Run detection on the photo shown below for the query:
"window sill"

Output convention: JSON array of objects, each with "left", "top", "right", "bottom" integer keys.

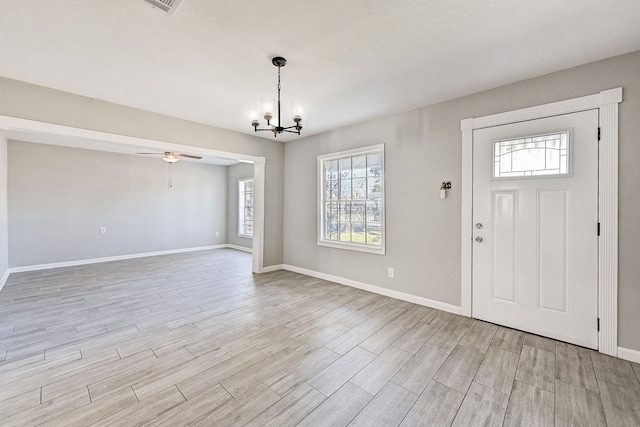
[{"left": 317, "top": 240, "right": 385, "bottom": 255}]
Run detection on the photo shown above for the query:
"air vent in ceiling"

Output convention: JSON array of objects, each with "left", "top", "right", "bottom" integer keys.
[{"left": 141, "top": 0, "right": 184, "bottom": 16}]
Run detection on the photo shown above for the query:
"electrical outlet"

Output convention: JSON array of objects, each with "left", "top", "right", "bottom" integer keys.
[
  {"left": 388, "top": 267, "right": 394, "bottom": 278},
  {"left": 216, "top": 231, "right": 220, "bottom": 237},
  {"left": 100, "top": 227, "right": 107, "bottom": 234}
]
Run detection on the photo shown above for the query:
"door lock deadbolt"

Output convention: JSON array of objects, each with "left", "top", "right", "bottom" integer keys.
[{"left": 475, "top": 223, "right": 483, "bottom": 229}]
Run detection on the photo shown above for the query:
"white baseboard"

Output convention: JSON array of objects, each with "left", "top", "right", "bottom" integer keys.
[
  {"left": 261, "top": 264, "right": 284, "bottom": 273},
  {"left": 280, "top": 264, "right": 462, "bottom": 316},
  {"left": 0, "top": 269, "right": 9, "bottom": 292},
  {"left": 225, "top": 244, "right": 253, "bottom": 253},
  {"left": 9, "top": 245, "right": 227, "bottom": 273},
  {"left": 618, "top": 346, "right": 640, "bottom": 364}
]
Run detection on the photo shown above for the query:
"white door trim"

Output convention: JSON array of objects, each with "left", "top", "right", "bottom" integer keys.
[{"left": 461, "top": 88, "right": 622, "bottom": 356}]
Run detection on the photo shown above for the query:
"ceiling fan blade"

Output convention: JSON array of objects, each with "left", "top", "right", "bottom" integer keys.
[
  {"left": 174, "top": 153, "right": 203, "bottom": 159},
  {"left": 135, "top": 152, "right": 163, "bottom": 155}
]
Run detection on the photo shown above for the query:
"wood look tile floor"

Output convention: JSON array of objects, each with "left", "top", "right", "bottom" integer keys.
[{"left": 1, "top": 249, "right": 639, "bottom": 426}]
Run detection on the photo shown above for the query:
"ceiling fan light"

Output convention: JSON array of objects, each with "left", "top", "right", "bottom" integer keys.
[{"left": 162, "top": 156, "right": 179, "bottom": 163}]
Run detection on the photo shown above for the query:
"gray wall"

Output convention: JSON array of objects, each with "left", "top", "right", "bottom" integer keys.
[
  {"left": 284, "top": 50, "right": 640, "bottom": 351},
  {"left": 0, "top": 77, "right": 284, "bottom": 267},
  {"left": 0, "top": 135, "right": 8, "bottom": 280},
  {"left": 8, "top": 141, "right": 228, "bottom": 267},
  {"left": 227, "top": 163, "right": 254, "bottom": 250}
]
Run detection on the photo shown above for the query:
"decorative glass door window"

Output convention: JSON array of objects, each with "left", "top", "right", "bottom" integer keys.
[{"left": 493, "top": 131, "right": 569, "bottom": 178}]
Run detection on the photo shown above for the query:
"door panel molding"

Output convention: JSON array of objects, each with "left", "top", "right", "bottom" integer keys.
[
  {"left": 537, "top": 189, "right": 569, "bottom": 314},
  {"left": 461, "top": 88, "right": 621, "bottom": 356},
  {"left": 491, "top": 190, "right": 518, "bottom": 303}
]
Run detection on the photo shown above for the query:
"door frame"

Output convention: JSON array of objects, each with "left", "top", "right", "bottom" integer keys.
[{"left": 460, "top": 88, "right": 622, "bottom": 356}]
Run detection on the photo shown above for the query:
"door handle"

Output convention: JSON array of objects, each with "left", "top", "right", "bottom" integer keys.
[{"left": 475, "top": 236, "right": 483, "bottom": 243}]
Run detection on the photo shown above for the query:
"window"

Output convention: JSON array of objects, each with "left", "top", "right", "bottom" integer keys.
[
  {"left": 238, "top": 178, "right": 253, "bottom": 237},
  {"left": 493, "top": 131, "right": 570, "bottom": 178},
  {"left": 318, "top": 144, "right": 385, "bottom": 254}
]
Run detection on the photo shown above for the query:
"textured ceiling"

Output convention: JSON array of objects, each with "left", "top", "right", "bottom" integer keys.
[{"left": 1, "top": 0, "right": 640, "bottom": 142}]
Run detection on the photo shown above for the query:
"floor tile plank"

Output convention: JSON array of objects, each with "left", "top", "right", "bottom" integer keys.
[
  {"left": 149, "top": 384, "right": 233, "bottom": 426},
  {"left": 433, "top": 345, "right": 484, "bottom": 393},
  {"left": 176, "top": 346, "right": 267, "bottom": 399},
  {"left": 307, "top": 346, "right": 376, "bottom": 397},
  {"left": 474, "top": 346, "right": 519, "bottom": 395},
  {"left": 40, "top": 386, "right": 138, "bottom": 427},
  {"left": 451, "top": 381, "right": 508, "bottom": 427},
  {"left": 1, "top": 387, "right": 90, "bottom": 427},
  {"left": 359, "top": 318, "right": 410, "bottom": 355},
  {"left": 458, "top": 320, "right": 497, "bottom": 353},
  {"left": 400, "top": 381, "right": 463, "bottom": 427},
  {"left": 349, "top": 382, "right": 418, "bottom": 427},
  {"left": 391, "top": 315, "right": 445, "bottom": 354},
  {"left": 244, "top": 383, "right": 326, "bottom": 427},
  {"left": 524, "top": 334, "right": 557, "bottom": 353},
  {"left": 597, "top": 379, "right": 640, "bottom": 426},
  {"left": 350, "top": 345, "right": 412, "bottom": 395},
  {"left": 515, "top": 345, "right": 555, "bottom": 393},
  {"left": 503, "top": 380, "right": 554, "bottom": 427},
  {"left": 391, "top": 345, "right": 448, "bottom": 394},
  {"left": 425, "top": 317, "right": 473, "bottom": 354},
  {"left": 193, "top": 383, "right": 280, "bottom": 427},
  {"left": 132, "top": 347, "right": 230, "bottom": 401},
  {"left": 87, "top": 347, "right": 193, "bottom": 400},
  {"left": 0, "top": 348, "right": 121, "bottom": 403},
  {"left": 298, "top": 382, "right": 372, "bottom": 427},
  {"left": 0, "top": 388, "right": 41, "bottom": 421},
  {"left": 264, "top": 346, "right": 341, "bottom": 397},
  {"left": 92, "top": 385, "right": 185, "bottom": 427},
  {"left": 555, "top": 342, "right": 598, "bottom": 392},
  {"left": 555, "top": 379, "right": 607, "bottom": 426},
  {"left": 591, "top": 352, "right": 640, "bottom": 390},
  {"left": 220, "top": 347, "right": 303, "bottom": 398}
]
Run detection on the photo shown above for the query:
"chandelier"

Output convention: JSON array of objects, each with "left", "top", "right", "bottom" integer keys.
[{"left": 250, "top": 57, "right": 303, "bottom": 137}]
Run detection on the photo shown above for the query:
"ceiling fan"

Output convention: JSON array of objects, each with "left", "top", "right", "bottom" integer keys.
[{"left": 135, "top": 151, "right": 203, "bottom": 163}]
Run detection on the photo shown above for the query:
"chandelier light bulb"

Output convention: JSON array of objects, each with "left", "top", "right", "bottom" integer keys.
[
  {"left": 261, "top": 96, "right": 275, "bottom": 121},
  {"left": 248, "top": 104, "right": 260, "bottom": 121},
  {"left": 293, "top": 104, "right": 304, "bottom": 119}
]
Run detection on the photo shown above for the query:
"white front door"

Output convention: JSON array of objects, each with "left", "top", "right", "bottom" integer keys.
[{"left": 472, "top": 110, "right": 599, "bottom": 349}]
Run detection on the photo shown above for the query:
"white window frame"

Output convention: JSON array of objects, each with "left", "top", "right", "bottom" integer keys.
[
  {"left": 238, "top": 178, "right": 254, "bottom": 238},
  {"left": 317, "top": 144, "right": 385, "bottom": 255}
]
